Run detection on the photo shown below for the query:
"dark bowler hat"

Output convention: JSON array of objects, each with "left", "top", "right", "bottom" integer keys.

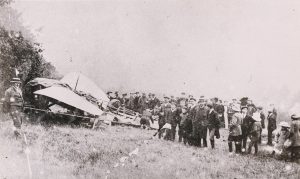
[{"left": 240, "top": 97, "right": 248, "bottom": 101}]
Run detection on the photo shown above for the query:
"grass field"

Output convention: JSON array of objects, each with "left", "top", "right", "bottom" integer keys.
[{"left": 0, "top": 115, "right": 300, "bottom": 179}]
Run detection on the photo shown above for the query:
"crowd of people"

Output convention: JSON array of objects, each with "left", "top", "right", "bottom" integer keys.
[
  {"left": 107, "top": 91, "right": 300, "bottom": 163},
  {"left": 2, "top": 77, "right": 300, "bottom": 164}
]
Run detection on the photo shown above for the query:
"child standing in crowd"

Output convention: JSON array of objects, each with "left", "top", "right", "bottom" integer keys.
[
  {"left": 247, "top": 112, "right": 262, "bottom": 155},
  {"left": 228, "top": 104, "right": 242, "bottom": 154},
  {"left": 272, "top": 121, "right": 291, "bottom": 159},
  {"left": 207, "top": 102, "right": 220, "bottom": 149}
]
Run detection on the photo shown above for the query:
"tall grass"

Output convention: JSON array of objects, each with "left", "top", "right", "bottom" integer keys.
[{"left": 0, "top": 119, "right": 299, "bottom": 179}]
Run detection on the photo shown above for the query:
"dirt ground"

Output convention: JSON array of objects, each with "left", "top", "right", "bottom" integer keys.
[{"left": 0, "top": 116, "right": 299, "bottom": 179}]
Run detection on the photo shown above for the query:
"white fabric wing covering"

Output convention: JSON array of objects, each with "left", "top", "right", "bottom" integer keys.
[
  {"left": 60, "top": 72, "right": 109, "bottom": 102},
  {"left": 34, "top": 86, "right": 103, "bottom": 116}
]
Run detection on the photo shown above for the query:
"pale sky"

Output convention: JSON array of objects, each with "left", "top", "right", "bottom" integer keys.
[{"left": 12, "top": 0, "right": 300, "bottom": 104}]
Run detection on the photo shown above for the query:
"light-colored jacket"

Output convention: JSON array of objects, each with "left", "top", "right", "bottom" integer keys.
[
  {"left": 274, "top": 129, "right": 290, "bottom": 151},
  {"left": 229, "top": 112, "right": 242, "bottom": 136}
]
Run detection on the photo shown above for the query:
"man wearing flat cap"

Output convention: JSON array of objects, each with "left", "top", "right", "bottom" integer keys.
[
  {"left": 192, "top": 97, "right": 208, "bottom": 147},
  {"left": 4, "top": 77, "right": 24, "bottom": 138},
  {"left": 206, "top": 101, "right": 220, "bottom": 149}
]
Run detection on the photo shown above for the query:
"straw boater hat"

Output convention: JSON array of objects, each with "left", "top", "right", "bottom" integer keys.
[
  {"left": 10, "top": 77, "right": 21, "bottom": 83},
  {"left": 279, "top": 121, "right": 290, "bottom": 128}
]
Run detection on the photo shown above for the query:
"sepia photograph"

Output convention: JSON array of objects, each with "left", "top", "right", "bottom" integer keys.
[{"left": 0, "top": 0, "right": 300, "bottom": 178}]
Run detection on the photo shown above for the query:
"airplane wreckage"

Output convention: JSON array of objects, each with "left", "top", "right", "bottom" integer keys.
[{"left": 1, "top": 72, "right": 158, "bottom": 129}]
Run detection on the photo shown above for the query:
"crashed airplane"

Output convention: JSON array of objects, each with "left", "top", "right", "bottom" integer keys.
[{"left": 22, "top": 72, "right": 146, "bottom": 128}]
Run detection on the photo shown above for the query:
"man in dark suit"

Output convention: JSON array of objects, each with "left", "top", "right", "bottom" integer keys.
[
  {"left": 192, "top": 97, "right": 208, "bottom": 147},
  {"left": 241, "top": 106, "right": 252, "bottom": 152},
  {"left": 186, "top": 98, "right": 197, "bottom": 145}
]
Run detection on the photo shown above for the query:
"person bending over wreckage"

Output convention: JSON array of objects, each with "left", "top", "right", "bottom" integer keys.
[
  {"left": 271, "top": 121, "right": 291, "bottom": 160},
  {"left": 140, "top": 108, "right": 153, "bottom": 129}
]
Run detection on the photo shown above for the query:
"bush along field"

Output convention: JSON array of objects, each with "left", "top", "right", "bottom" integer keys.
[{"left": 0, "top": 117, "right": 300, "bottom": 179}]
